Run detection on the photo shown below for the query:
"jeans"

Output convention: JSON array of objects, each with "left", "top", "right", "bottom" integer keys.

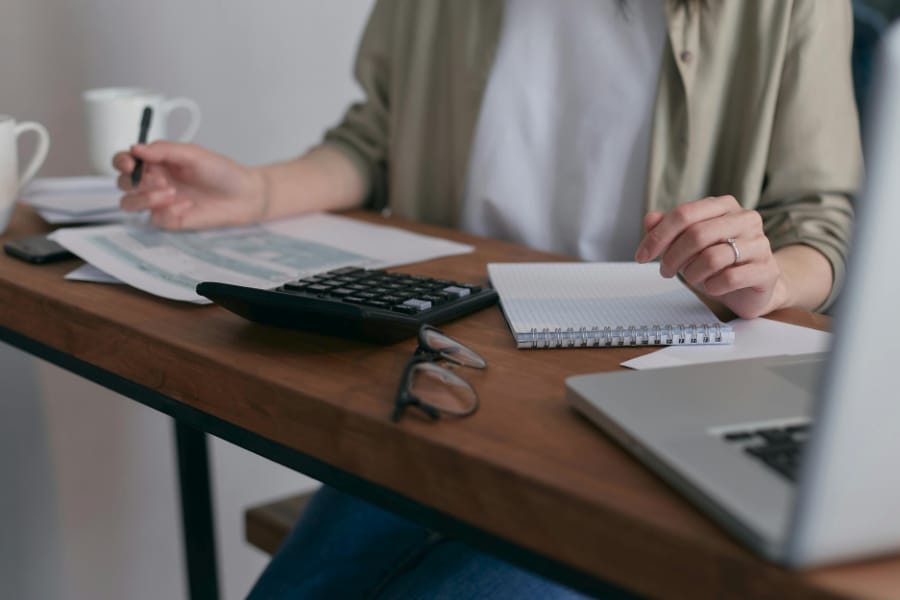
[{"left": 247, "top": 485, "right": 620, "bottom": 599}]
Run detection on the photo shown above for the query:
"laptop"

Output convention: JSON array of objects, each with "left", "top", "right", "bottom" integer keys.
[{"left": 566, "top": 23, "right": 900, "bottom": 568}]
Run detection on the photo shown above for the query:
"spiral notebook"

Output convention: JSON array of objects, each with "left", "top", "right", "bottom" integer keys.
[{"left": 487, "top": 262, "right": 734, "bottom": 349}]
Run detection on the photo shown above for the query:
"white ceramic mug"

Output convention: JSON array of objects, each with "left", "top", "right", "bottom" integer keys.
[
  {"left": 0, "top": 115, "right": 50, "bottom": 233},
  {"left": 83, "top": 87, "right": 201, "bottom": 176}
]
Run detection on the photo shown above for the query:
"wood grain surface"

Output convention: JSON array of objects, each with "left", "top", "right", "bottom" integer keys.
[{"left": 1, "top": 205, "right": 895, "bottom": 600}]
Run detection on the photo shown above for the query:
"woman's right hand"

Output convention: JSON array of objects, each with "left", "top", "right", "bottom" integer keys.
[{"left": 113, "top": 141, "right": 267, "bottom": 230}]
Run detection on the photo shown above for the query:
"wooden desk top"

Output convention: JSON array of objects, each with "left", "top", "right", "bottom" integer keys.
[{"left": 1, "top": 206, "right": 896, "bottom": 600}]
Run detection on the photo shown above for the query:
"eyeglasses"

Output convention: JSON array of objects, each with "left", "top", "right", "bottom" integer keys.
[{"left": 391, "top": 324, "right": 486, "bottom": 423}]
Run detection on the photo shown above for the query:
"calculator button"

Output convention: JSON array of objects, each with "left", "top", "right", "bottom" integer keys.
[
  {"left": 329, "top": 288, "right": 355, "bottom": 297},
  {"left": 283, "top": 281, "right": 310, "bottom": 291},
  {"left": 422, "top": 294, "right": 449, "bottom": 305},
  {"left": 403, "top": 299, "right": 432, "bottom": 311},
  {"left": 442, "top": 286, "right": 471, "bottom": 298}
]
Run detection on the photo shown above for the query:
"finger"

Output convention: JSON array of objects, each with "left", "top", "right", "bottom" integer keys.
[
  {"left": 120, "top": 191, "right": 149, "bottom": 212},
  {"left": 159, "top": 194, "right": 258, "bottom": 230},
  {"left": 659, "top": 210, "right": 763, "bottom": 278},
  {"left": 170, "top": 202, "right": 241, "bottom": 230},
  {"left": 112, "top": 152, "right": 136, "bottom": 176},
  {"left": 117, "top": 169, "right": 167, "bottom": 192},
  {"left": 131, "top": 140, "right": 204, "bottom": 169},
  {"left": 120, "top": 187, "right": 176, "bottom": 212},
  {"left": 679, "top": 236, "right": 768, "bottom": 289},
  {"left": 150, "top": 201, "right": 193, "bottom": 229},
  {"left": 635, "top": 212, "right": 666, "bottom": 262},
  {"left": 116, "top": 152, "right": 169, "bottom": 191},
  {"left": 117, "top": 173, "right": 133, "bottom": 192},
  {"left": 703, "top": 261, "right": 779, "bottom": 297},
  {"left": 635, "top": 196, "right": 740, "bottom": 263},
  {"left": 643, "top": 211, "right": 666, "bottom": 233},
  {"left": 136, "top": 167, "right": 170, "bottom": 191}
]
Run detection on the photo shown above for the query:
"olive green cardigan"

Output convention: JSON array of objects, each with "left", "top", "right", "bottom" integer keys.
[{"left": 322, "top": 0, "right": 861, "bottom": 311}]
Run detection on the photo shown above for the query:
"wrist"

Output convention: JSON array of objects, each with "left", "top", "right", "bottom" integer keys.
[
  {"left": 247, "top": 167, "right": 271, "bottom": 223},
  {"left": 771, "top": 246, "right": 832, "bottom": 312},
  {"left": 765, "top": 274, "right": 792, "bottom": 313}
]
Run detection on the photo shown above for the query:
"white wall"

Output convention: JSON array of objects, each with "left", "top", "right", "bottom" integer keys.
[{"left": 0, "top": 1, "right": 373, "bottom": 598}]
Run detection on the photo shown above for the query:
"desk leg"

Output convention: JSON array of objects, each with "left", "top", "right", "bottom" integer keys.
[{"left": 174, "top": 421, "right": 220, "bottom": 600}]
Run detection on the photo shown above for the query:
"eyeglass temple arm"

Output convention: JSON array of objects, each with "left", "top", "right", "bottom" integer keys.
[{"left": 392, "top": 396, "right": 441, "bottom": 422}]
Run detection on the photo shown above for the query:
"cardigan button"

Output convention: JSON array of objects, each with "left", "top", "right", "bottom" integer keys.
[{"left": 680, "top": 50, "right": 693, "bottom": 63}]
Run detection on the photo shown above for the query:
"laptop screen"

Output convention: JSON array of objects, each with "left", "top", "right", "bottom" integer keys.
[{"left": 787, "top": 22, "right": 900, "bottom": 566}]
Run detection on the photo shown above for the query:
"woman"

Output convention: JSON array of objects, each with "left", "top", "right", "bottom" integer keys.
[{"left": 114, "top": 1, "right": 860, "bottom": 597}]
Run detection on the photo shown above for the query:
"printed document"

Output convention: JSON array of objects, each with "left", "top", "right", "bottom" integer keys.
[{"left": 50, "top": 213, "right": 473, "bottom": 303}]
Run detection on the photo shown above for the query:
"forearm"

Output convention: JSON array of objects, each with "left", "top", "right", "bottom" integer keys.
[
  {"left": 769, "top": 245, "right": 833, "bottom": 313},
  {"left": 252, "top": 145, "right": 368, "bottom": 221}
]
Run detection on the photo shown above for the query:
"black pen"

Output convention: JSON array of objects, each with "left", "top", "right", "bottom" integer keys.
[{"left": 131, "top": 106, "right": 153, "bottom": 188}]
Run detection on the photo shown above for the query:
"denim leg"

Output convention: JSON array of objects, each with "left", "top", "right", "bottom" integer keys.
[
  {"left": 377, "top": 538, "right": 602, "bottom": 600},
  {"left": 249, "top": 486, "right": 634, "bottom": 600},
  {"left": 247, "top": 486, "right": 437, "bottom": 599}
]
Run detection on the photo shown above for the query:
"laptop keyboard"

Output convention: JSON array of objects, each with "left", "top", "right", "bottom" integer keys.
[{"left": 721, "top": 423, "right": 810, "bottom": 482}]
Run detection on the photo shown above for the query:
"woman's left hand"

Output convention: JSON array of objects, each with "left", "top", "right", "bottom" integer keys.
[{"left": 635, "top": 195, "right": 785, "bottom": 319}]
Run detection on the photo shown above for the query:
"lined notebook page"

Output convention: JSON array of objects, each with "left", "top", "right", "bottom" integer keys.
[{"left": 487, "top": 263, "right": 731, "bottom": 347}]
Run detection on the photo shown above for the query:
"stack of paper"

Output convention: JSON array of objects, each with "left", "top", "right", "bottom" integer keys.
[
  {"left": 20, "top": 177, "right": 128, "bottom": 224},
  {"left": 50, "top": 212, "right": 475, "bottom": 303}
]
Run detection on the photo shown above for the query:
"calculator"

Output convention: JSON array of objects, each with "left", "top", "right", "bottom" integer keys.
[{"left": 196, "top": 266, "right": 498, "bottom": 343}]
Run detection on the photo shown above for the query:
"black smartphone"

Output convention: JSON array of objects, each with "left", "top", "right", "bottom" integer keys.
[{"left": 4, "top": 234, "right": 76, "bottom": 264}]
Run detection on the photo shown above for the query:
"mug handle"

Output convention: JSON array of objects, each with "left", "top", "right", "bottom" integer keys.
[
  {"left": 161, "top": 97, "right": 202, "bottom": 143},
  {"left": 15, "top": 121, "right": 50, "bottom": 190}
]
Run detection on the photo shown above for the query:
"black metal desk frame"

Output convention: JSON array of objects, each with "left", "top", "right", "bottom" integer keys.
[{"left": 0, "top": 325, "right": 631, "bottom": 600}]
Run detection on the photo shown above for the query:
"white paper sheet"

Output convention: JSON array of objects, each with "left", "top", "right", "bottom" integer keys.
[
  {"left": 50, "top": 213, "right": 474, "bottom": 303},
  {"left": 20, "top": 176, "right": 121, "bottom": 215},
  {"left": 64, "top": 263, "right": 123, "bottom": 284},
  {"left": 37, "top": 208, "right": 130, "bottom": 225},
  {"left": 22, "top": 176, "right": 116, "bottom": 194},
  {"left": 621, "top": 318, "right": 831, "bottom": 370}
]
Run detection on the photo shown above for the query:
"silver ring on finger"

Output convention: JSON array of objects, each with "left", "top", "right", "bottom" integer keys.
[{"left": 725, "top": 237, "right": 741, "bottom": 265}]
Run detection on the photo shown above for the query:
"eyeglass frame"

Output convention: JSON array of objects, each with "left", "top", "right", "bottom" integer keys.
[{"left": 391, "top": 324, "right": 486, "bottom": 423}]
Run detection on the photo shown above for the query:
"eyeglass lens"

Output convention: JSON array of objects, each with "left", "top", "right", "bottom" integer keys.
[
  {"left": 407, "top": 361, "right": 478, "bottom": 416},
  {"left": 421, "top": 327, "right": 486, "bottom": 368}
]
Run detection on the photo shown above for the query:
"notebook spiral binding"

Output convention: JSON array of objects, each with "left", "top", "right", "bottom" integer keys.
[{"left": 521, "top": 323, "right": 733, "bottom": 349}]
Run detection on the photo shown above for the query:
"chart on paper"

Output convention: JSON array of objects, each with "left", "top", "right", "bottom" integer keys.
[{"left": 51, "top": 213, "right": 474, "bottom": 303}]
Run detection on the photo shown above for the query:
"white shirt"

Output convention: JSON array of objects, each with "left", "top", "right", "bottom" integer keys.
[{"left": 462, "top": 0, "right": 667, "bottom": 261}]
